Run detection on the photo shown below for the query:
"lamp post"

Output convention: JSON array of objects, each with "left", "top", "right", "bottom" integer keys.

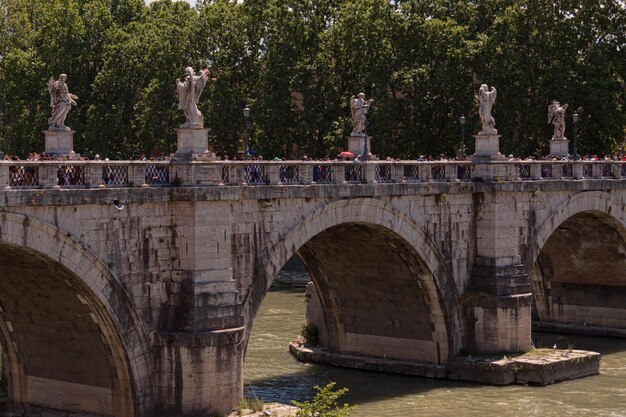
[
  {"left": 362, "top": 117, "right": 369, "bottom": 162},
  {"left": 572, "top": 112, "right": 579, "bottom": 161},
  {"left": 243, "top": 105, "right": 250, "bottom": 160},
  {"left": 459, "top": 114, "right": 466, "bottom": 158}
]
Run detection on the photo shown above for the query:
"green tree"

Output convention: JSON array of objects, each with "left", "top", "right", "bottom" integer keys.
[
  {"left": 476, "top": 0, "right": 626, "bottom": 156},
  {"left": 87, "top": 0, "right": 201, "bottom": 157},
  {"left": 292, "top": 382, "right": 356, "bottom": 417}
]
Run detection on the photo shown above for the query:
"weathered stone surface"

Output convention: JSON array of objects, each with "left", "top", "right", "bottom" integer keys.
[
  {"left": 0, "top": 160, "right": 622, "bottom": 416},
  {"left": 449, "top": 350, "right": 600, "bottom": 386}
]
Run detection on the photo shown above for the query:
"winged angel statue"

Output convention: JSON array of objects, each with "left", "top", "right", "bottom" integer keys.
[
  {"left": 47, "top": 74, "right": 78, "bottom": 131},
  {"left": 176, "top": 66, "right": 210, "bottom": 128},
  {"left": 548, "top": 100, "right": 568, "bottom": 140},
  {"left": 475, "top": 84, "right": 497, "bottom": 135},
  {"left": 350, "top": 93, "right": 373, "bottom": 135}
]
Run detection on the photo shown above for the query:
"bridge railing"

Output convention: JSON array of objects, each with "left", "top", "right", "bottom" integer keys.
[{"left": 1, "top": 160, "right": 624, "bottom": 189}]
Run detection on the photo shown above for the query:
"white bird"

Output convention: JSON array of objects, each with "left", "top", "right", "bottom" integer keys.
[{"left": 113, "top": 200, "right": 125, "bottom": 211}]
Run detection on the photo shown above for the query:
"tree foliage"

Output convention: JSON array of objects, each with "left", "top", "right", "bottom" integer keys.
[
  {"left": 0, "top": 0, "right": 623, "bottom": 158},
  {"left": 292, "top": 382, "right": 356, "bottom": 417}
]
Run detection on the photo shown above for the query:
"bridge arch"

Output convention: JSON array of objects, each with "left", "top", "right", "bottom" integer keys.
[
  {"left": 245, "top": 198, "right": 463, "bottom": 364},
  {"left": 0, "top": 212, "right": 154, "bottom": 416},
  {"left": 526, "top": 191, "right": 626, "bottom": 332}
]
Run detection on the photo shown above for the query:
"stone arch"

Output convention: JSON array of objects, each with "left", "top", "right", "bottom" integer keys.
[
  {"left": 0, "top": 212, "right": 154, "bottom": 416},
  {"left": 244, "top": 198, "right": 463, "bottom": 363},
  {"left": 527, "top": 191, "right": 626, "bottom": 269},
  {"left": 526, "top": 191, "right": 626, "bottom": 330}
]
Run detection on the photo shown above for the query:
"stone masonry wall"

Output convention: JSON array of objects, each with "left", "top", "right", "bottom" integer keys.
[{"left": 0, "top": 177, "right": 623, "bottom": 415}]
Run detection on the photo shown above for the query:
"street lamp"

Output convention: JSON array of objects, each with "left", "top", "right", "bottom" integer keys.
[
  {"left": 362, "top": 117, "right": 369, "bottom": 162},
  {"left": 459, "top": 115, "right": 466, "bottom": 158},
  {"left": 243, "top": 105, "right": 250, "bottom": 160},
  {"left": 572, "top": 112, "right": 579, "bottom": 161}
]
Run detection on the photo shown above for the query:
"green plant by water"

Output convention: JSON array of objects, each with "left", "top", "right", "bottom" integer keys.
[
  {"left": 301, "top": 323, "right": 320, "bottom": 346},
  {"left": 235, "top": 397, "right": 264, "bottom": 415},
  {"left": 292, "top": 382, "right": 356, "bottom": 417}
]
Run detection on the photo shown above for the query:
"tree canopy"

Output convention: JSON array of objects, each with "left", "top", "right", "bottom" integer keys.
[{"left": 0, "top": 0, "right": 624, "bottom": 159}]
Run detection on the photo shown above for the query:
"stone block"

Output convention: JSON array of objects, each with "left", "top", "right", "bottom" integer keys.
[
  {"left": 549, "top": 139, "right": 570, "bottom": 157},
  {"left": 44, "top": 130, "right": 75, "bottom": 157},
  {"left": 347, "top": 134, "right": 371, "bottom": 156},
  {"left": 172, "top": 128, "right": 217, "bottom": 161}
]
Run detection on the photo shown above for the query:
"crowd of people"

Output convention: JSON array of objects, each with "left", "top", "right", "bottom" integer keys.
[{"left": 2, "top": 149, "right": 625, "bottom": 163}]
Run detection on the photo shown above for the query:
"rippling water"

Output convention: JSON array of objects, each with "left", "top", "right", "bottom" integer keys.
[{"left": 244, "top": 287, "right": 626, "bottom": 417}]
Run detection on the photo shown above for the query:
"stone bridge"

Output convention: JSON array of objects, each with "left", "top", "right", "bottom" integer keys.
[{"left": 0, "top": 159, "right": 624, "bottom": 416}]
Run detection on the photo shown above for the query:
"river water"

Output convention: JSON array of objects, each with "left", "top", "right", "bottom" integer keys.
[{"left": 244, "top": 287, "right": 626, "bottom": 417}]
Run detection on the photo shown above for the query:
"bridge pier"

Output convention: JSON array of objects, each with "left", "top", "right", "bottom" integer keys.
[
  {"left": 154, "top": 330, "right": 243, "bottom": 415},
  {"left": 465, "top": 191, "right": 533, "bottom": 354},
  {"left": 466, "top": 258, "right": 532, "bottom": 353}
]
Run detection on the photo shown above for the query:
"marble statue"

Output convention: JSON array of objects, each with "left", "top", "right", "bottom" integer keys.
[
  {"left": 350, "top": 93, "right": 373, "bottom": 135},
  {"left": 47, "top": 74, "right": 78, "bottom": 131},
  {"left": 548, "top": 100, "right": 568, "bottom": 140},
  {"left": 476, "top": 84, "right": 497, "bottom": 135},
  {"left": 176, "top": 66, "right": 210, "bottom": 128}
]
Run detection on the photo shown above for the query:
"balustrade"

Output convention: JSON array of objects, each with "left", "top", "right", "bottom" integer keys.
[
  {"left": 0, "top": 160, "right": 624, "bottom": 189},
  {"left": 403, "top": 165, "right": 420, "bottom": 182}
]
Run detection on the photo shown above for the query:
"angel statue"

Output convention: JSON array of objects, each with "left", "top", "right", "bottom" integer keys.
[
  {"left": 350, "top": 93, "right": 373, "bottom": 135},
  {"left": 475, "top": 84, "right": 497, "bottom": 135},
  {"left": 176, "top": 66, "right": 210, "bottom": 128},
  {"left": 47, "top": 74, "right": 78, "bottom": 131},
  {"left": 548, "top": 100, "right": 568, "bottom": 140}
]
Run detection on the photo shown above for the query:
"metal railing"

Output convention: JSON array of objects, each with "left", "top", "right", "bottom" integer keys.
[
  {"left": 102, "top": 165, "right": 128, "bottom": 186},
  {"left": 375, "top": 165, "right": 393, "bottom": 183},
  {"left": 343, "top": 164, "right": 363, "bottom": 183},
  {"left": 457, "top": 164, "right": 472, "bottom": 180},
  {"left": 403, "top": 165, "right": 420, "bottom": 182},
  {"left": 9, "top": 165, "right": 39, "bottom": 187},
  {"left": 541, "top": 164, "right": 553, "bottom": 179},
  {"left": 279, "top": 165, "right": 300, "bottom": 184},
  {"left": 562, "top": 163, "right": 573, "bottom": 178},
  {"left": 1, "top": 160, "right": 624, "bottom": 189},
  {"left": 243, "top": 164, "right": 267, "bottom": 185},
  {"left": 519, "top": 164, "right": 531, "bottom": 179},
  {"left": 57, "top": 165, "right": 85, "bottom": 186},
  {"left": 312, "top": 165, "right": 335, "bottom": 184}
]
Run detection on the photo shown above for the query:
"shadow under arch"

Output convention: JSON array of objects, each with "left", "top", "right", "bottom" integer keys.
[
  {"left": 244, "top": 198, "right": 463, "bottom": 365},
  {"left": 0, "top": 212, "right": 154, "bottom": 416},
  {"left": 525, "top": 191, "right": 626, "bottom": 332}
]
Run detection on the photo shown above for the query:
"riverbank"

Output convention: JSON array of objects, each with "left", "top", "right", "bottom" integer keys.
[
  {"left": 289, "top": 341, "right": 600, "bottom": 386},
  {"left": 227, "top": 402, "right": 298, "bottom": 417}
]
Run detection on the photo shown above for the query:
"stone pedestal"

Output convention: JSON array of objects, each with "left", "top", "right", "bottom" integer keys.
[
  {"left": 172, "top": 127, "right": 217, "bottom": 161},
  {"left": 472, "top": 134, "right": 504, "bottom": 161},
  {"left": 44, "top": 130, "right": 77, "bottom": 158},
  {"left": 471, "top": 133, "right": 506, "bottom": 181},
  {"left": 348, "top": 134, "right": 371, "bottom": 157},
  {"left": 549, "top": 139, "right": 569, "bottom": 157}
]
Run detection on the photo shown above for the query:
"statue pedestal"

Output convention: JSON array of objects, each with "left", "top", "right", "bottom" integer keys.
[
  {"left": 348, "top": 134, "right": 371, "bottom": 157},
  {"left": 44, "top": 130, "right": 78, "bottom": 159},
  {"left": 472, "top": 134, "right": 504, "bottom": 161},
  {"left": 172, "top": 127, "right": 217, "bottom": 161},
  {"left": 471, "top": 134, "right": 506, "bottom": 181},
  {"left": 549, "top": 139, "right": 569, "bottom": 157}
]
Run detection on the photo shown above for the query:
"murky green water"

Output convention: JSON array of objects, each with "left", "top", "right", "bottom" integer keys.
[{"left": 244, "top": 287, "right": 626, "bottom": 417}]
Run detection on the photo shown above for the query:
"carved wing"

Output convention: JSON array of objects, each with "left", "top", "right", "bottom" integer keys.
[
  {"left": 489, "top": 87, "right": 497, "bottom": 103},
  {"left": 48, "top": 77, "right": 56, "bottom": 107},
  {"left": 350, "top": 95, "right": 356, "bottom": 118},
  {"left": 548, "top": 103, "right": 555, "bottom": 123}
]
